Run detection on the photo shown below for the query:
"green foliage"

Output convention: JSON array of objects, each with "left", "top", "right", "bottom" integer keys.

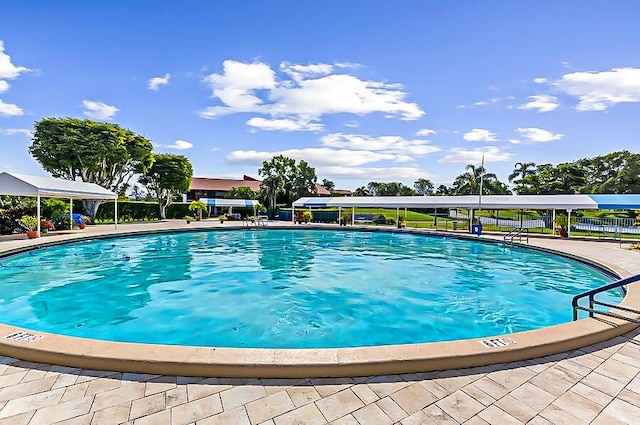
[
  {"left": 224, "top": 186, "right": 260, "bottom": 199},
  {"left": 361, "top": 182, "right": 415, "bottom": 196},
  {"left": 321, "top": 178, "right": 335, "bottom": 191},
  {"left": 301, "top": 210, "right": 313, "bottom": 223},
  {"left": 508, "top": 162, "right": 537, "bottom": 182},
  {"left": 94, "top": 201, "right": 192, "bottom": 222},
  {"left": 53, "top": 215, "right": 73, "bottom": 230},
  {"left": 29, "top": 118, "right": 154, "bottom": 219},
  {"left": 42, "top": 198, "right": 69, "bottom": 219},
  {"left": 0, "top": 196, "right": 36, "bottom": 209},
  {"left": 184, "top": 215, "right": 194, "bottom": 222},
  {"left": 18, "top": 215, "right": 38, "bottom": 231},
  {"left": 513, "top": 151, "right": 640, "bottom": 195},
  {"left": 413, "top": 178, "right": 434, "bottom": 195},
  {"left": 453, "top": 164, "right": 509, "bottom": 195},
  {"left": 218, "top": 215, "right": 228, "bottom": 221},
  {"left": 0, "top": 206, "right": 34, "bottom": 234},
  {"left": 139, "top": 153, "right": 193, "bottom": 219},
  {"left": 188, "top": 200, "right": 207, "bottom": 213}
]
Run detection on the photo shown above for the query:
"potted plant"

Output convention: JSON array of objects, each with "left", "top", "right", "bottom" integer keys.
[
  {"left": 184, "top": 215, "right": 194, "bottom": 224},
  {"left": 219, "top": 215, "right": 228, "bottom": 224},
  {"left": 40, "top": 220, "right": 55, "bottom": 234},
  {"left": 189, "top": 200, "right": 207, "bottom": 221},
  {"left": 555, "top": 215, "right": 569, "bottom": 238},
  {"left": 397, "top": 216, "right": 406, "bottom": 229},
  {"left": 19, "top": 215, "right": 39, "bottom": 239},
  {"left": 301, "top": 210, "right": 313, "bottom": 224},
  {"left": 78, "top": 215, "right": 90, "bottom": 230},
  {"left": 339, "top": 213, "right": 350, "bottom": 226}
]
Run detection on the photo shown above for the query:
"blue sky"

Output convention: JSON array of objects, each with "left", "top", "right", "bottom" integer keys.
[{"left": 1, "top": 1, "right": 639, "bottom": 190}]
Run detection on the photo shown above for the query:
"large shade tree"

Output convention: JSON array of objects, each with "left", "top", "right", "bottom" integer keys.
[
  {"left": 258, "top": 155, "right": 317, "bottom": 210},
  {"left": 414, "top": 178, "right": 435, "bottom": 195},
  {"left": 138, "top": 154, "right": 193, "bottom": 219},
  {"left": 29, "top": 118, "right": 154, "bottom": 220}
]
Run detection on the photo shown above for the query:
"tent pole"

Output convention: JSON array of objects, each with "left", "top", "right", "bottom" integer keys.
[
  {"left": 552, "top": 209, "right": 556, "bottom": 235},
  {"left": 351, "top": 206, "right": 355, "bottom": 225},
  {"left": 115, "top": 198, "right": 118, "bottom": 230},
  {"left": 292, "top": 205, "right": 295, "bottom": 224},
  {"left": 338, "top": 206, "right": 342, "bottom": 225},
  {"left": 37, "top": 193, "right": 41, "bottom": 237},
  {"left": 567, "top": 209, "right": 571, "bottom": 238},
  {"left": 70, "top": 197, "right": 73, "bottom": 230}
]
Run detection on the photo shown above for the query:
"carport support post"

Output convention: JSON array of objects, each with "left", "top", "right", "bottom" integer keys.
[
  {"left": 396, "top": 208, "right": 399, "bottom": 224},
  {"left": 338, "top": 206, "right": 342, "bottom": 225},
  {"left": 36, "top": 193, "right": 41, "bottom": 237},
  {"left": 291, "top": 205, "right": 295, "bottom": 224},
  {"left": 351, "top": 206, "right": 355, "bottom": 225},
  {"left": 567, "top": 209, "right": 572, "bottom": 238},
  {"left": 552, "top": 209, "right": 556, "bottom": 234},
  {"left": 114, "top": 198, "right": 118, "bottom": 230},
  {"left": 70, "top": 198, "right": 73, "bottom": 229}
]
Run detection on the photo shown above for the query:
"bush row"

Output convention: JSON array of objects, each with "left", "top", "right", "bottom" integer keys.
[{"left": 95, "top": 201, "right": 196, "bottom": 221}]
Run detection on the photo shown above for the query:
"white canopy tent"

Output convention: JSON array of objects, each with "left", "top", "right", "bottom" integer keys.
[
  {"left": 0, "top": 172, "right": 118, "bottom": 237},
  {"left": 292, "top": 194, "right": 640, "bottom": 237},
  {"left": 199, "top": 198, "right": 260, "bottom": 217}
]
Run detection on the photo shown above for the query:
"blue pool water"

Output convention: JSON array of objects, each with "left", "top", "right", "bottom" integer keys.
[{"left": 0, "top": 229, "right": 619, "bottom": 348}]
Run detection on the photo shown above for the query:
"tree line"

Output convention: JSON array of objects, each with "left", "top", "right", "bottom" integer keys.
[{"left": 21, "top": 118, "right": 640, "bottom": 222}]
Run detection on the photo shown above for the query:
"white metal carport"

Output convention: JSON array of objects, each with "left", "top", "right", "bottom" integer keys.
[{"left": 0, "top": 172, "right": 118, "bottom": 237}]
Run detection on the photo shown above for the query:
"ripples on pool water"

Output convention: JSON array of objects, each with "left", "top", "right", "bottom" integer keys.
[{"left": 0, "top": 229, "right": 619, "bottom": 348}]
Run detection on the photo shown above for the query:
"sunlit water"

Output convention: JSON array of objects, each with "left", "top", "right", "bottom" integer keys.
[{"left": 0, "top": 229, "right": 619, "bottom": 348}]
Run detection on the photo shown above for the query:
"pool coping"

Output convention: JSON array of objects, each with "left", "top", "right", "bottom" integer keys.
[{"left": 0, "top": 224, "right": 638, "bottom": 378}]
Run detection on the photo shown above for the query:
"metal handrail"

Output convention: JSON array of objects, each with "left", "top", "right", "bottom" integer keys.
[
  {"left": 572, "top": 273, "right": 640, "bottom": 323},
  {"left": 503, "top": 227, "right": 529, "bottom": 244}
]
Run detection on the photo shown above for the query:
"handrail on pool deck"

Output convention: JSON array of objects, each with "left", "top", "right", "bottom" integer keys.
[{"left": 572, "top": 273, "right": 640, "bottom": 323}]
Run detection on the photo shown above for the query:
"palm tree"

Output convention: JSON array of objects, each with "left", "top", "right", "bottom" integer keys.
[
  {"left": 508, "top": 162, "right": 537, "bottom": 182},
  {"left": 453, "top": 164, "right": 498, "bottom": 195}
]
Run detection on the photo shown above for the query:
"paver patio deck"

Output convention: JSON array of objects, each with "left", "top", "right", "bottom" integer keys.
[{"left": 0, "top": 221, "right": 638, "bottom": 424}]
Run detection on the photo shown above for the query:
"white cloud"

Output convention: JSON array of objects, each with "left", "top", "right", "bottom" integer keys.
[
  {"left": 554, "top": 67, "right": 640, "bottom": 111},
  {"left": 166, "top": 140, "right": 194, "bottom": 150},
  {"left": 0, "top": 41, "right": 30, "bottom": 80},
  {"left": 439, "top": 146, "right": 513, "bottom": 164},
  {"left": 0, "top": 99, "right": 23, "bottom": 116},
  {"left": 227, "top": 147, "right": 399, "bottom": 167},
  {"left": 148, "top": 73, "right": 170, "bottom": 90},
  {"left": 4, "top": 128, "right": 33, "bottom": 137},
  {"left": 516, "top": 127, "right": 564, "bottom": 143},
  {"left": 246, "top": 117, "right": 323, "bottom": 132},
  {"left": 463, "top": 128, "right": 498, "bottom": 142},
  {"left": 416, "top": 128, "right": 436, "bottom": 137},
  {"left": 509, "top": 139, "right": 522, "bottom": 144},
  {"left": 200, "top": 59, "right": 425, "bottom": 123},
  {"left": 473, "top": 97, "right": 499, "bottom": 106},
  {"left": 82, "top": 100, "right": 118, "bottom": 120},
  {"left": 280, "top": 62, "right": 334, "bottom": 82},
  {"left": 0, "top": 41, "right": 29, "bottom": 116},
  {"left": 321, "top": 166, "right": 429, "bottom": 179},
  {"left": 344, "top": 120, "right": 359, "bottom": 128},
  {"left": 533, "top": 78, "right": 547, "bottom": 84},
  {"left": 321, "top": 133, "right": 440, "bottom": 155},
  {"left": 200, "top": 60, "right": 276, "bottom": 118},
  {"left": 517, "top": 95, "right": 559, "bottom": 113}
]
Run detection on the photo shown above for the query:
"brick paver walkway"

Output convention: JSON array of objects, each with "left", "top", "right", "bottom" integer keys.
[
  {"left": 0, "top": 223, "right": 639, "bottom": 424},
  {"left": 0, "top": 329, "right": 638, "bottom": 424}
]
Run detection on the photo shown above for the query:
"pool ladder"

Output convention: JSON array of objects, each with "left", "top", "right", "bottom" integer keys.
[
  {"left": 572, "top": 273, "right": 640, "bottom": 323},
  {"left": 504, "top": 227, "right": 529, "bottom": 245}
]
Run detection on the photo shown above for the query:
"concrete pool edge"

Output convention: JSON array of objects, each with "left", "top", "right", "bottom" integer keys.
[{"left": 0, "top": 224, "right": 638, "bottom": 378}]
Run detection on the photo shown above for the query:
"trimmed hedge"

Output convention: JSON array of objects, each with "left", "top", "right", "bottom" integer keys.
[{"left": 95, "top": 201, "right": 194, "bottom": 222}]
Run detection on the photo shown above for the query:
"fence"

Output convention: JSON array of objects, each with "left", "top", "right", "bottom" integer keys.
[{"left": 574, "top": 217, "right": 639, "bottom": 239}]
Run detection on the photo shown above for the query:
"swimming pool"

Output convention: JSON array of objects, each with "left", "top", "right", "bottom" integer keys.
[{"left": 0, "top": 229, "right": 619, "bottom": 349}]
